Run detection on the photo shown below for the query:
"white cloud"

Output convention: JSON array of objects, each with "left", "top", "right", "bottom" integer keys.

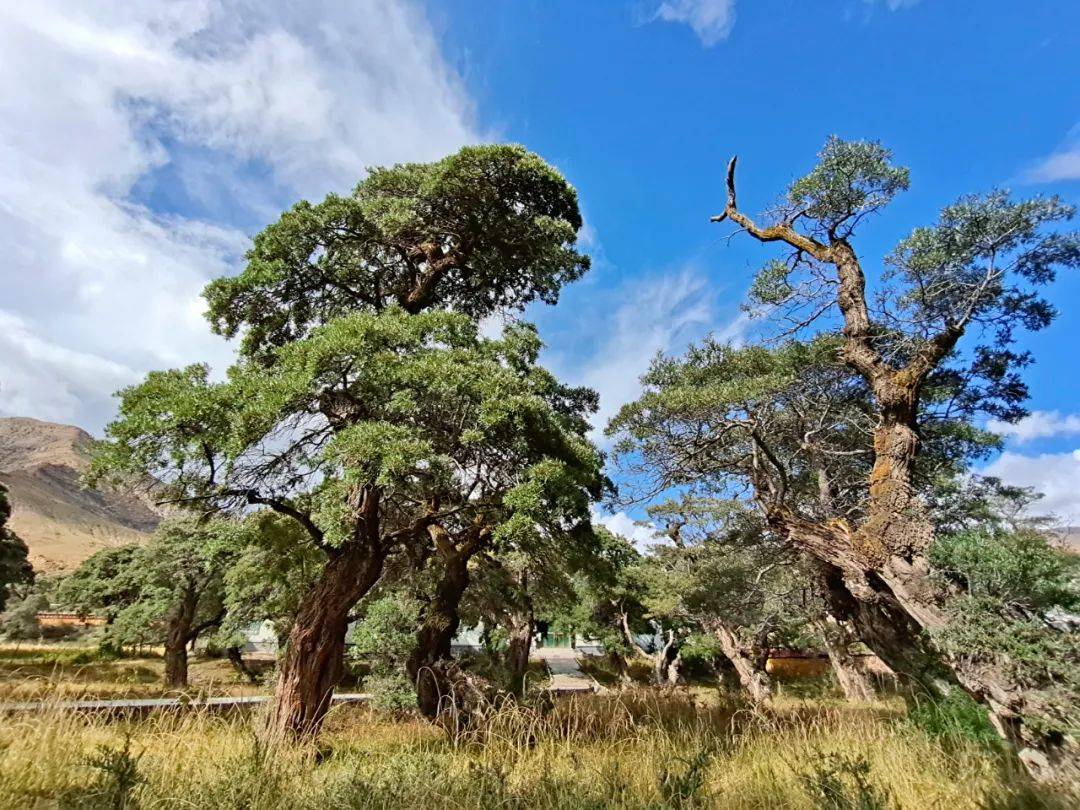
[
  {"left": 0, "top": 312, "right": 140, "bottom": 428},
  {"left": 592, "top": 507, "right": 661, "bottom": 549},
  {"left": 987, "top": 411, "right": 1080, "bottom": 443},
  {"left": 1023, "top": 126, "right": 1080, "bottom": 183},
  {"left": 651, "top": 0, "right": 918, "bottom": 45},
  {"left": 0, "top": 1, "right": 480, "bottom": 432},
  {"left": 866, "top": 0, "right": 921, "bottom": 9},
  {"left": 653, "top": 0, "right": 736, "bottom": 46},
  {"left": 553, "top": 266, "right": 746, "bottom": 443},
  {"left": 982, "top": 449, "right": 1080, "bottom": 522}
]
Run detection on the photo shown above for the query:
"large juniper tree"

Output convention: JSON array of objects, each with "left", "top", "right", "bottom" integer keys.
[
  {"left": 613, "top": 138, "right": 1080, "bottom": 782},
  {"left": 90, "top": 143, "right": 597, "bottom": 740}
]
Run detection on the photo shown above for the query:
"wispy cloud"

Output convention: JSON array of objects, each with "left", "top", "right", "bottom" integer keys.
[
  {"left": 0, "top": 1, "right": 480, "bottom": 432},
  {"left": 987, "top": 411, "right": 1080, "bottom": 443},
  {"left": 866, "top": 0, "right": 922, "bottom": 10},
  {"left": 652, "top": 0, "right": 736, "bottom": 46},
  {"left": 649, "top": 0, "right": 919, "bottom": 46},
  {"left": 1023, "top": 125, "right": 1080, "bottom": 183},
  {"left": 547, "top": 264, "right": 746, "bottom": 444}
]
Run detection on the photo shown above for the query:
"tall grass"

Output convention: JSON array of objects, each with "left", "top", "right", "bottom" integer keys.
[
  {"left": 0, "top": 645, "right": 269, "bottom": 701},
  {"left": 0, "top": 690, "right": 1069, "bottom": 809}
]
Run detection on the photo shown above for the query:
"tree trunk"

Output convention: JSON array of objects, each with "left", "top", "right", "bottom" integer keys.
[
  {"left": 653, "top": 629, "right": 681, "bottom": 687},
  {"left": 619, "top": 609, "right": 650, "bottom": 661},
  {"left": 263, "top": 539, "right": 385, "bottom": 740},
  {"left": 878, "top": 556, "right": 1080, "bottom": 784},
  {"left": 407, "top": 548, "right": 471, "bottom": 719},
  {"left": 163, "top": 586, "right": 198, "bottom": 688},
  {"left": 505, "top": 606, "right": 534, "bottom": 695},
  {"left": 163, "top": 637, "right": 189, "bottom": 688},
  {"left": 667, "top": 650, "right": 683, "bottom": 687},
  {"left": 787, "top": 522, "right": 1080, "bottom": 783},
  {"left": 606, "top": 649, "right": 633, "bottom": 687},
  {"left": 226, "top": 645, "right": 259, "bottom": 684},
  {"left": 710, "top": 621, "right": 772, "bottom": 704},
  {"left": 815, "top": 617, "right": 876, "bottom": 702}
]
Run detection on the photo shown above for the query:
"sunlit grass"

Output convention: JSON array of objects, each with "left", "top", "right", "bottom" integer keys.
[
  {"left": 0, "top": 644, "right": 268, "bottom": 701},
  {"left": 0, "top": 690, "right": 1068, "bottom": 809}
]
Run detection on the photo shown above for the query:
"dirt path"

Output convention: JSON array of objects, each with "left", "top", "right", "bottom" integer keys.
[{"left": 533, "top": 647, "right": 601, "bottom": 692}]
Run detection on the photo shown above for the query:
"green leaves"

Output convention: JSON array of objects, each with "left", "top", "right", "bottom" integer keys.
[
  {"left": 205, "top": 144, "right": 589, "bottom": 362},
  {"left": 786, "top": 136, "right": 909, "bottom": 234}
]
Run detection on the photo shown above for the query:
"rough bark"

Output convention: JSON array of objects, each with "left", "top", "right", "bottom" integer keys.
[
  {"left": 163, "top": 586, "right": 198, "bottom": 688},
  {"left": 710, "top": 620, "right": 772, "bottom": 704},
  {"left": 407, "top": 540, "right": 472, "bottom": 719},
  {"left": 263, "top": 538, "right": 385, "bottom": 740},
  {"left": 505, "top": 606, "right": 534, "bottom": 695},
  {"left": 815, "top": 617, "right": 876, "bottom": 702},
  {"left": 163, "top": 635, "right": 189, "bottom": 689}
]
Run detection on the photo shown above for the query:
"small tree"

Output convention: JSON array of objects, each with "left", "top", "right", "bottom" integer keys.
[
  {"left": 59, "top": 520, "right": 235, "bottom": 686},
  {"left": 551, "top": 527, "right": 650, "bottom": 686},
  {"left": 0, "top": 592, "right": 47, "bottom": 642},
  {"left": 350, "top": 590, "right": 421, "bottom": 712}
]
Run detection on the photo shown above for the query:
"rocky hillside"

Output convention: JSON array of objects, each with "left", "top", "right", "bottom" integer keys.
[{"left": 0, "top": 417, "right": 161, "bottom": 573}]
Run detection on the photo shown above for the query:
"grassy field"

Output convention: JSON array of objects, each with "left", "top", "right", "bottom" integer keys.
[
  {"left": 0, "top": 644, "right": 271, "bottom": 701},
  {"left": 0, "top": 689, "right": 1070, "bottom": 809}
]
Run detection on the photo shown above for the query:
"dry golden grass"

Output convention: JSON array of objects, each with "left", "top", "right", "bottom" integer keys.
[
  {"left": 0, "top": 645, "right": 268, "bottom": 701},
  {"left": 0, "top": 690, "right": 1069, "bottom": 809}
]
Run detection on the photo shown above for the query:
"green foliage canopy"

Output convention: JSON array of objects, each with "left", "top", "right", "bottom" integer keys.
[{"left": 204, "top": 144, "right": 590, "bottom": 363}]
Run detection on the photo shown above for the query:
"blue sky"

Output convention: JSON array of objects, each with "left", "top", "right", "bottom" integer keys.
[{"left": 1, "top": 1, "right": 1079, "bottom": 532}]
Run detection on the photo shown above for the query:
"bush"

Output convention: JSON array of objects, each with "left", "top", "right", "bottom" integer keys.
[
  {"left": 796, "top": 752, "right": 890, "bottom": 810},
  {"left": 907, "top": 690, "right": 1001, "bottom": 749},
  {"left": 349, "top": 593, "right": 420, "bottom": 712}
]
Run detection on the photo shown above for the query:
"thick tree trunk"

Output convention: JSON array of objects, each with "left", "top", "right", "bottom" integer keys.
[
  {"left": 710, "top": 621, "right": 772, "bottom": 704},
  {"left": 407, "top": 548, "right": 471, "bottom": 719},
  {"left": 163, "top": 637, "right": 189, "bottom": 688},
  {"left": 788, "top": 522, "right": 1080, "bottom": 783},
  {"left": 878, "top": 556, "right": 1080, "bottom": 784},
  {"left": 163, "top": 586, "right": 198, "bottom": 688},
  {"left": 263, "top": 539, "right": 385, "bottom": 740},
  {"left": 815, "top": 617, "right": 876, "bottom": 702}
]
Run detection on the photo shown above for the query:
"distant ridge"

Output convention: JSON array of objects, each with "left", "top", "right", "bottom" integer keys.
[{"left": 0, "top": 417, "right": 161, "bottom": 573}]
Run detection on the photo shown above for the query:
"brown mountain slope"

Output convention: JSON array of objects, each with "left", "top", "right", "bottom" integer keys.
[{"left": 0, "top": 417, "right": 161, "bottom": 573}]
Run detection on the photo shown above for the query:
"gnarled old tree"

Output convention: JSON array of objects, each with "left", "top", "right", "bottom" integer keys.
[
  {"left": 90, "top": 145, "right": 595, "bottom": 740},
  {"left": 614, "top": 137, "right": 1080, "bottom": 782},
  {"left": 641, "top": 498, "right": 810, "bottom": 704},
  {"left": 93, "top": 312, "right": 599, "bottom": 738}
]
